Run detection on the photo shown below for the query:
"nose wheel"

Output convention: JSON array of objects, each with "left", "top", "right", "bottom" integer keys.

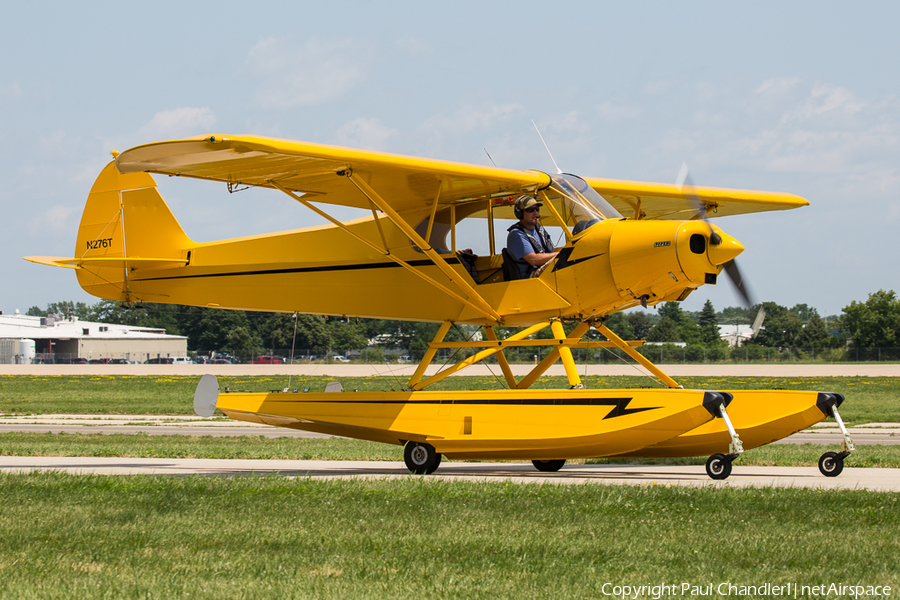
[
  {"left": 818, "top": 451, "right": 848, "bottom": 477},
  {"left": 705, "top": 453, "right": 739, "bottom": 480},
  {"left": 816, "top": 393, "right": 855, "bottom": 478},
  {"left": 404, "top": 442, "right": 442, "bottom": 474},
  {"left": 704, "top": 393, "right": 743, "bottom": 480}
]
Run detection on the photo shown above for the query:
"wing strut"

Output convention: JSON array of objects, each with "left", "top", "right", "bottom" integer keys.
[
  {"left": 269, "top": 180, "right": 500, "bottom": 323},
  {"left": 344, "top": 171, "right": 502, "bottom": 324}
]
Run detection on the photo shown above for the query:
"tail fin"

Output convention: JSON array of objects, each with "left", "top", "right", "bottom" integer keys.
[{"left": 71, "top": 161, "right": 193, "bottom": 301}]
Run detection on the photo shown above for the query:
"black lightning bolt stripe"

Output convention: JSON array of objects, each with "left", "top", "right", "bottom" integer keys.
[
  {"left": 551, "top": 246, "right": 606, "bottom": 272},
  {"left": 135, "top": 258, "right": 460, "bottom": 282},
  {"left": 263, "top": 396, "right": 660, "bottom": 419}
]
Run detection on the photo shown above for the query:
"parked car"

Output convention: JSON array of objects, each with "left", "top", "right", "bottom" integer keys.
[
  {"left": 145, "top": 357, "right": 174, "bottom": 364},
  {"left": 171, "top": 357, "right": 193, "bottom": 365},
  {"left": 211, "top": 358, "right": 232, "bottom": 365},
  {"left": 331, "top": 355, "right": 350, "bottom": 363},
  {"left": 251, "top": 355, "right": 285, "bottom": 364}
]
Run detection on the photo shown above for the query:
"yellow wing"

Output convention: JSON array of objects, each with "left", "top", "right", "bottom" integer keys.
[
  {"left": 114, "top": 134, "right": 808, "bottom": 219},
  {"left": 584, "top": 177, "right": 809, "bottom": 220},
  {"left": 114, "top": 135, "right": 551, "bottom": 212}
]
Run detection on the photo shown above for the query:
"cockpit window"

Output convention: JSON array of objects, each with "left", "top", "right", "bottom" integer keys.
[
  {"left": 411, "top": 173, "right": 622, "bottom": 255},
  {"left": 546, "top": 173, "right": 622, "bottom": 234}
]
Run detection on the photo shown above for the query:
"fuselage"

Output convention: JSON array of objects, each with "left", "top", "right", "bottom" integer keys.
[{"left": 62, "top": 162, "right": 742, "bottom": 327}]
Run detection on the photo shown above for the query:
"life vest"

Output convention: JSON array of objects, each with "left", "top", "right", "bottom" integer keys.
[
  {"left": 507, "top": 222, "right": 554, "bottom": 255},
  {"left": 506, "top": 222, "right": 554, "bottom": 277}
]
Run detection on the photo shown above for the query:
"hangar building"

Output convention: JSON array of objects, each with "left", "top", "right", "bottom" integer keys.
[{"left": 0, "top": 310, "right": 188, "bottom": 364}]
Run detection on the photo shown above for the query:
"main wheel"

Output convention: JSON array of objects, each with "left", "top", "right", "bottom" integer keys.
[
  {"left": 818, "top": 451, "right": 844, "bottom": 477},
  {"left": 532, "top": 459, "right": 566, "bottom": 472},
  {"left": 404, "top": 442, "right": 441, "bottom": 474},
  {"left": 706, "top": 453, "right": 732, "bottom": 480}
]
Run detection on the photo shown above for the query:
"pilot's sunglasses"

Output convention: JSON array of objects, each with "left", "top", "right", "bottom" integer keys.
[{"left": 525, "top": 207, "right": 540, "bottom": 213}]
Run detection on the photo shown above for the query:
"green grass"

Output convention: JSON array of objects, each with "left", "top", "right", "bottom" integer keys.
[
  {"left": 3, "top": 432, "right": 899, "bottom": 468},
  {"left": 2, "top": 375, "right": 899, "bottom": 423},
  {"left": 0, "top": 432, "right": 399, "bottom": 461},
  {"left": 0, "top": 473, "right": 897, "bottom": 599}
]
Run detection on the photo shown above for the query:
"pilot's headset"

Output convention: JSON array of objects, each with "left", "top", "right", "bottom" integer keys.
[{"left": 514, "top": 195, "right": 541, "bottom": 220}]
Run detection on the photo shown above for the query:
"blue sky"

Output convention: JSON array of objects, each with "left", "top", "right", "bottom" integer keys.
[{"left": 2, "top": 1, "right": 898, "bottom": 318}]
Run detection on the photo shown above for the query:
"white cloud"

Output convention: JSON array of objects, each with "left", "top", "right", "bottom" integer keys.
[
  {"left": 245, "top": 37, "right": 364, "bottom": 110},
  {"left": 660, "top": 80, "right": 900, "bottom": 201},
  {"left": 334, "top": 118, "right": 397, "bottom": 151},
  {"left": 414, "top": 103, "right": 526, "bottom": 159},
  {"left": 137, "top": 107, "right": 216, "bottom": 139},
  {"left": 755, "top": 77, "right": 801, "bottom": 97},
  {"left": 418, "top": 103, "right": 525, "bottom": 137},
  {"left": 596, "top": 101, "right": 640, "bottom": 121},
  {"left": 31, "top": 204, "right": 78, "bottom": 233}
]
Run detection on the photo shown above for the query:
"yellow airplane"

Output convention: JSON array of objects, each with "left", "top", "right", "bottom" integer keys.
[{"left": 26, "top": 134, "right": 855, "bottom": 479}]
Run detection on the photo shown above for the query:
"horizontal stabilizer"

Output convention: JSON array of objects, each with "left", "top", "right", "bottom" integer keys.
[
  {"left": 24, "top": 255, "right": 188, "bottom": 269},
  {"left": 23, "top": 256, "right": 80, "bottom": 270}
]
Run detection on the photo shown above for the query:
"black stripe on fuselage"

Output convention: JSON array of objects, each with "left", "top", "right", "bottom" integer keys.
[
  {"left": 135, "top": 257, "right": 460, "bottom": 282},
  {"left": 260, "top": 396, "right": 659, "bottom": 419},
  {"left": 552, "top": 246, "right": 605, "bottom": 272}
]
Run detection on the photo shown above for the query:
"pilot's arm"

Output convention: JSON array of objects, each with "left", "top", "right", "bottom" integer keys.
[{"left": 520, "top": 250, "right": 558, "bottom": 267}]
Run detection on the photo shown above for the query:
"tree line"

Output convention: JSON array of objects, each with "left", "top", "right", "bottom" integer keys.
[{"left": 26, "top": 289, "right": 899, "bottom": 361}]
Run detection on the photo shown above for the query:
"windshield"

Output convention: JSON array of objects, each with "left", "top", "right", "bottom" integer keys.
[{"left": 546, "top": 173, "right": 622, "bottom": 234}]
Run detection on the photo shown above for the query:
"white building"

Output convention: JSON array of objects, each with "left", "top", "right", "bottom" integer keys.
[
  {"left": 0, "top": 310, "right": 187, "bottom": 364},
  {"left": 718, "top": 323, "right": 755, "bottom": 347}
]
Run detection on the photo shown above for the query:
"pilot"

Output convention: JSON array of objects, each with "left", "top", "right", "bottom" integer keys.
[{"left": 506, "top": 195, "right": 558, "bottom": 278}]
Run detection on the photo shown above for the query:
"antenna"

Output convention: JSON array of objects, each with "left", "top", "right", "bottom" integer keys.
[
  {"left": 484, "top": 148, "right": 498, "bottom": 167},
  {"left": 532, "top": 120, "right": 562, "bottom": 174}
]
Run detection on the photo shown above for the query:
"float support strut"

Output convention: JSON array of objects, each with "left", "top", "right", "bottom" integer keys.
[
  {"left": 516, "top": 322, "right": 590, "bottom": 389},
  {"left": 483, "top": 326, "right": 517, "bottom": 389},
  {"left": 593, "top": 322, "right": 682, "bottom": 389}
]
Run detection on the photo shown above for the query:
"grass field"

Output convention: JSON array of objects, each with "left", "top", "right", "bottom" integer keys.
[
  {"left": 0, "top": 473, "right": 897, "bottom": 599},
  {"left": 2, "top": 375, "right": 899, "bottom": 422},
  {"left": 2, "top": 432, "right": 900, "bottom": 469}
]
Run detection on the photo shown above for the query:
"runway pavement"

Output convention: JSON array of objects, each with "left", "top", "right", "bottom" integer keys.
[
  {"left": 3, "top": 416, "right": 897, "bottom": 490},
  {"left": 1, "top": 414, "right": 897, "bottom": 444},
  {"left": 2, "top": 456, "right": 898, "bottom": 491},
  {"left": 0, "top": 414, "right": 331, "bottom": 438}
]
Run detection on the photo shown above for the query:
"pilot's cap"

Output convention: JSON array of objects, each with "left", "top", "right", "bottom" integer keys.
[{"left": 516, "top": 195, "right": 543, "bottom": 213}]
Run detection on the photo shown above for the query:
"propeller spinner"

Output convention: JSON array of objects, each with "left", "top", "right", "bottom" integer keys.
[{"left": 677, "top": 164, "right": 765, "bottom": 337}]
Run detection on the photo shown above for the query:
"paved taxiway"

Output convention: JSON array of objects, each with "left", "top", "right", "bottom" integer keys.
[
  {"left": 2, "top": 457, "right": 899, "bottom": 491},
  {"left": 1, "top": 414, "right": 897, "bottom": 444},
  {"left": 2, "top": 415, "right": 897, "bottom": 491}
]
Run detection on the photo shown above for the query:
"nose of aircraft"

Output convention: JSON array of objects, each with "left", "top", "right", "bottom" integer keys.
[{"left": 707, "top": 231, "right": 744, "bottom": 266}]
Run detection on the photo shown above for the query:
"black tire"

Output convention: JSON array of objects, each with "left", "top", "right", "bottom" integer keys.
[
  {"left": 818, "top": 451, "right": 844, "bottom": 477},
  {"left": 404, "top": 442, "right": 441, "bottom": 474},
  {"left": 532, "top": 459, "right": 566, "bottom": 472},
  {"left": 706, "top": 453, "right": 732, "bottom": 480}
]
